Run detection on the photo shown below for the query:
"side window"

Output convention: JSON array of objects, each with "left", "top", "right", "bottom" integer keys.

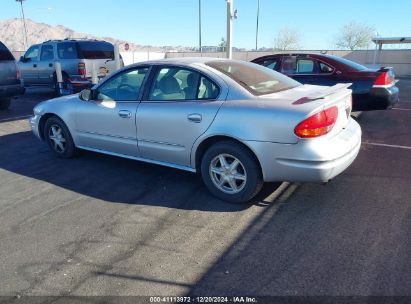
[
  {"left": 259, "top": 58, "right": 279, "bottom": 70},
  {"left": 319, "top": 62, "right": 334, "bottom": 74},
  {"left": 296, "top": 59, "right": 315, "bottom": 74},
  {"left": 40, "top": 45, "right": 54, "bottom": 61},
  {"left": 57, "top": 42, "right": 78, "bottom": 59},
  {"left": 281, "top": 56, "right": 297, "bottom": 75},
  {"left": 198, "top": 77, "right": 219, "bottom": 99},
  {"left": 24, "top": 46, "right": 39, "bottom": 61},
  {"left": 96, "top": 67, "right": 149, "bottom": 101},
  {"left": 149, "top": 67, "right": 219, "bottom": 101}
]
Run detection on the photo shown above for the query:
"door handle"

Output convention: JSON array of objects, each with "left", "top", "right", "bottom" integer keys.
[
  {"left": 118, "top": 110, "right": 132, "bottom": 118},
  {"left": 33, "top": 64, "right": 37, "bottom": 68},
  {"left": 49, "top": 63, "right": 53, "bottom": 67},
  {"left": 187, "top": 113, "right": 202, "bottom": 123}
]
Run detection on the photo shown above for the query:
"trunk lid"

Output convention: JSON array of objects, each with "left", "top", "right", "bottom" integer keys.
[{"left": 259, "top": 84, "right": 353, "bottom": 140}]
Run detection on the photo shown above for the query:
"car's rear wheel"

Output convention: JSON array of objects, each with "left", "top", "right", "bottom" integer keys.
[
  {"left": 0, "top": 98, "right": 11, "bottom": 110},
  {"left": 200, "top": 141, "right": 263, "bottom": 204},
  {"left": 44, "top": 116, "right": 77, "bottom": 158}
]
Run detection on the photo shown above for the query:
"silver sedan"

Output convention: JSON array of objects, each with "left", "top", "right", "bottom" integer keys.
[{"left": 30, "top": 58, "right": 361, "bottom": 203}]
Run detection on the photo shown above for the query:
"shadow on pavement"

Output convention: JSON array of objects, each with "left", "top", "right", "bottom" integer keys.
[{"left": 0, "top": 131, "right": 281, "bottom": 212}]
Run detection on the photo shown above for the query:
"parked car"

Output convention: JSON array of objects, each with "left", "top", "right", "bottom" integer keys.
[
  {"left": 0, "top": 41, "right": 25, "bottom": 110},
  {"left": 30, "top": 58, "right": 361, "bottom": 203},
  {"left": 19, "top": 39, "right": 123, "bottom": 95},
  {"left": 251, "top": 53, "right": 399, "bottom": 111}
]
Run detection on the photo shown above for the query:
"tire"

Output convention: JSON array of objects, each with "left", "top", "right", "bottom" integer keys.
[
  {"left": 200, "top": 141, "right": 263, "bottom": 204},
  {"left": 0, "top": 98, "right": 11, "bottom": 110},
  {"left": 43, "top": 116, "right": 77, "bottom": 158}
]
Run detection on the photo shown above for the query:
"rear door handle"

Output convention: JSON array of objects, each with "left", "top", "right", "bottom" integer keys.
[
  {"left": 49, "top": 63, "right": 53, "bottom": 67},
  {"left": 118, "top": 110, "right": 132, "bottom": 118},
  {"left": 187, "top": 113, "right": 202, "bottom": 123},
  {"left": 33, "top": 64, "right": 37, "bottom": 68}
]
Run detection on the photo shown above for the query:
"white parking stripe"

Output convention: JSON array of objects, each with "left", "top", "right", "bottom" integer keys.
[
  {"left": 392, "top": 108, "right": 411, "bottom": 111},
  {"left": 0, "top": 115, "right": 31, "bottom": 123},
  {"left": 364, "top": 142, "right": 411, "bottom": 150}
]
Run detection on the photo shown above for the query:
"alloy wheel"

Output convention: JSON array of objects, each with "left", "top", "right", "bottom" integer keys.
[
  {"left": 209, "top": 153, "right": 247, "bottom": 194},
  {"left": 48, "top": 125, "right": 66, "bottom": 153}
]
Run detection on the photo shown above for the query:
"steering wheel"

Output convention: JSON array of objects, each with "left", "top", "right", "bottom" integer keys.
[{"left": 117, "top": 84, "right": 135, "bottom": 92}]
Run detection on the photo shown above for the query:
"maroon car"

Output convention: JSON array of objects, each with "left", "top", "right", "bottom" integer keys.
[{"left": 251, "top": 53, "right": 399, "bottom": 111}]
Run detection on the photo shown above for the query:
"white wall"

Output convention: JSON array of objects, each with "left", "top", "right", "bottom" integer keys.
[{"left": 120, "top": 52, "right": 165, "bottom": 66}]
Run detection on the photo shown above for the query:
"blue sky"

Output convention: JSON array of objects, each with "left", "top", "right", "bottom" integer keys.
[{"left": 1, "top": 0, "right": 410, "bottom": 49}]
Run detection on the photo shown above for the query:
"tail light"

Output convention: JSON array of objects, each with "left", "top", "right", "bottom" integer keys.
[
  {"left": 374, "top": 72, "right": 393, "bottom": 86},
  {"left": 295, "top": 106, "right": 339, "bottom": 138},
  {"left": 78, "top": 63, "right": 86, "bottom": 78},
  {"left": 15, "top": 62, "right": 20, "bottom": 79}
]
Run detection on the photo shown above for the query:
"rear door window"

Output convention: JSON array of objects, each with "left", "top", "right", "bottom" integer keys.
[
  {"left": 296, "top": 59, "right": 315, "bottom": 74},
  {"left": 319, "top": 62, "right": 334, "bottom": 74},
  {"left": 57, "top": 42, "right": 78, "bottom": 59},
  {"left": 77, "top": 41, "right": 114, "bottom": 59},
  {"left": 0, "top": 42, "right": 14, "bottom": 61},
  {"left": 40, "top": 45, "right": 54, "bottom": 61},
  {"left": 148, "top": 67, "right": 219, "bottom": 101}
]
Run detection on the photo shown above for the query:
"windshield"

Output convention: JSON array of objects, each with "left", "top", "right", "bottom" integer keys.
[
  {"left": 77, "top": 41, "right": 114, "bottom": 59},
  {"left": 327, "top": 55, "right": 368, "bottom": 71},
  {"left": 206, "top": 60, "right": 301, "bottom": 96}
]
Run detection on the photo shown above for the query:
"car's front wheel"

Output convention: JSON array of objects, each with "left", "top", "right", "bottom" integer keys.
[
  {"left": 0, "top": 98, "right": 11, "bottom": 110},
  {"left": 200, "top": 141, "right": 263, "bottom": 204},
  {"left": 44, "top": 116, "right": 77, "bottom": 158}
]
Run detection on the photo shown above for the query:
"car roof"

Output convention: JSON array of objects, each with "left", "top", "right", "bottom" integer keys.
[{"left": 132, "top": 57, "right": 246, "bottom": 67}]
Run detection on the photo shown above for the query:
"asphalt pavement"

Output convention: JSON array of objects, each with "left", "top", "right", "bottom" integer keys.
[{"left": 0, "top": 81, "right": 410, "bottom": 299}]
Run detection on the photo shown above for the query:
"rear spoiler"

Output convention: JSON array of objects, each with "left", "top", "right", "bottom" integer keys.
[
  {"left": 378, "top": 66, "right": 393, "bottom": 72},
  {"left": 305, "top": 83, "right": 352, "bottom": 101}
]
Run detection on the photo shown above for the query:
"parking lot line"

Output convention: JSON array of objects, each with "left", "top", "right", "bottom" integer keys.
[
  {"left": 363, "top": 142, "right": 411, "bottom": 150},
  {"left": 0, "top": 115, "right": 31, "bottom": 123},
  {"left": 392, "top": 108, "right": 411, "bottom": 111}
]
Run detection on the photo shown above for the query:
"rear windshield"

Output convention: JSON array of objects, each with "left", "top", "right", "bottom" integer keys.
[
  {"left": 327, "top": 55, "right": 368, "bottom": 71},
  {"left": 77, "top": 41, "right": 114, "bottom": 59},
  {"left": 0, "top": 42, "right": 15, "bottom": 61},
  {"left": 206, "top": 60, "right": 301, "bottom": 96}
]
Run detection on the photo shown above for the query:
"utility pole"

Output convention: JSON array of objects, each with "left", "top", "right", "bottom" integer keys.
[
  {"left": 255, "top": 0, "right": 260, "bottom": 51},
  {"left": 199, "top": 0, "right": 202, "bottom": 54},
  {"left": 16, "top": 0, "right": 28, "bottom": 50},
  {"left": 226, "top": 0, "right": 233, "bottom": 59}
]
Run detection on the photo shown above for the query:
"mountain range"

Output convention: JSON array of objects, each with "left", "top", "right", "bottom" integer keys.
[{"left": 0, "top": 18, "right": 197, "bottom": 52}]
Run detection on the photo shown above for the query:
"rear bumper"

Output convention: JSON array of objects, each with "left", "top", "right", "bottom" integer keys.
[
  {"left": 247, "top": 119, "right": 362, "bottom": 183},
  {"left": 353, "top": 85, "right": 399, "bottom": 111},
  {"left": 0, "top": 83, "right": 25, "bottom": 98}
]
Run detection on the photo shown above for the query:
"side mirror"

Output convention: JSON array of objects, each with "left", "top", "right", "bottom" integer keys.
[
  {"left": 79, "top": 89, "right": 92, "bottom": 101},
  {"left": 20, "top": 56, "right": 29, "bottom": 62}
]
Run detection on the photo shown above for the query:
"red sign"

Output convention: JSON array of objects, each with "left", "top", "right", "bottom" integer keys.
[{"left": 124, "top": 43, "right": 130, "bottom": 51}]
